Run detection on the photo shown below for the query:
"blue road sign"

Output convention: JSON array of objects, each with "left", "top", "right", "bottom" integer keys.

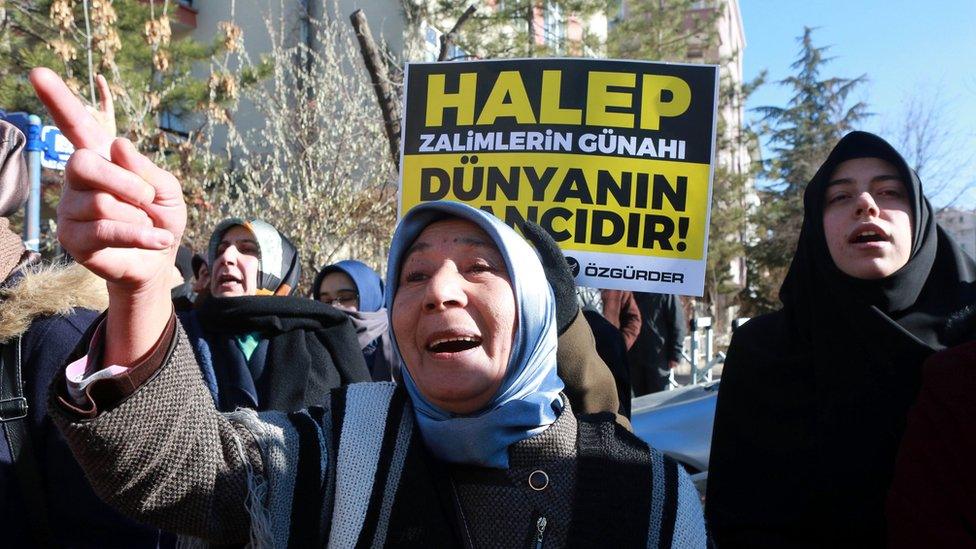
[
  {"left": 2, "top": 109, "right": 74, "bottom": 172},
  {"left": 39, "top": 125, "right": 74, "bottom": 171}
]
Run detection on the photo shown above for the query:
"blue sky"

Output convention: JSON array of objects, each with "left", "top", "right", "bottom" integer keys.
[{"left": 740, "top": 0, "right": 976, "bottom": 207}]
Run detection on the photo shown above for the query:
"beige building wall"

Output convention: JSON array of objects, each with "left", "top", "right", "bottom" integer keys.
[
  {"left": 186, "top": 0, "right": 280, "bottom": 151},
  {"left": 712, "top": 0, "right": 755, "bottom": 292},
  {"left": 180, "top": 1, "right": 610, "bottom": 152},
  {"left": 178, "top": 0, "right": 404, "bottom": 152}
]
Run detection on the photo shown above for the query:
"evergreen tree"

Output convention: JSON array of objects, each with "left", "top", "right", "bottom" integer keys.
[
  {"left": 705, "top": 71, "right": 761, "bottom": 317},
  {"left": 742, "top": 27, "right": 867, "bottom": 315},
  {"left": 0, "top": 1, "right": 263, "bottom": 252},
  {"left": 0, "top": 0, "right": 243, "bottom": 143}
]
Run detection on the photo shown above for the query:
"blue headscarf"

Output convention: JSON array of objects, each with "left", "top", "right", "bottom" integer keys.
[
  {"left": 385, "top": 201, "right": 564, "bottom": 469},
  {"left": 313, "top": 260, "right": 385, "bottom": 312}
]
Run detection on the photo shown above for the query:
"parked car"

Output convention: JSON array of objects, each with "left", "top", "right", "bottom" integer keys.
[{"left": 631, "top": 380, "right": 720, "bottom": 495}]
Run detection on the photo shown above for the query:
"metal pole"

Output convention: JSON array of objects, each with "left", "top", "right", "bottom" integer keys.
[
  {"left": 690, "top": 316, "right": 713, "bottom": 385},
  {"left": 705, "top": 323, "right": 714, "bottom": 382},
  {"left": 689, "top": 316, "right": 699, "bottom": 385},
  {"left": 24, "top": 115, "right": 42, "bottom": 252}
]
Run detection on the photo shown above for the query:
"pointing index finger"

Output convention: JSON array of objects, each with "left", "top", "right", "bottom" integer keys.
[
  {"left": 29, "top": 68, "right": 112, "bottom": 158},
  {"left": 95, "top": 74, "right": 114, "bottom": 113}
]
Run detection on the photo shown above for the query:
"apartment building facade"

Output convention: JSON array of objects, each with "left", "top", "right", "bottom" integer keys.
[{"left": 937, "top": 208, "right": 976, "bottom": 259}]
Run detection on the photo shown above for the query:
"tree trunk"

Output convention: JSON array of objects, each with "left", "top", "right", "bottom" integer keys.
[{"left": 349, "top": 9, "right": 400, "bottom": 168}]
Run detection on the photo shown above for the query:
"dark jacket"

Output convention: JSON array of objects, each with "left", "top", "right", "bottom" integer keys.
[
  {"left": 582, "top": 309, "right": 632, "bottom": 418},
  {"left": 179, "top": 296, "right": 371, "bottom": 413},
  {"left": 1, "top": 261, "right": 161, "bottom": 547},
  {"left": 629, "top": 293, "right": 685, "bottom": 396},
  {"left": 886, "top": 338, "right": 976, "bottom": 548}
]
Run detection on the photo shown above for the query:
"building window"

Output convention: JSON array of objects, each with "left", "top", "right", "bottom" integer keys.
[{"left": 543, "top": 1, "right": 565, "bottom": 54}]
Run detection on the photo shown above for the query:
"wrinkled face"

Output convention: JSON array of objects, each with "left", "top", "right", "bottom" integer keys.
[
  {"left": 392, "top": 219, "right": 517, "bottom": 415},
  {"left": 318, "top": 271, "right": 360, "bottom": 311},
  {"left": 823, "top": 157, "right": 914, "bottom": 279},
  {"left": 211, "top": 225, "right": 260, "bottom": 297}
]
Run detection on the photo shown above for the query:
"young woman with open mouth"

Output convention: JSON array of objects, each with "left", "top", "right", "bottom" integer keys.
[{"left": 706, "top": 131, "right": 976, "bottom": 548}]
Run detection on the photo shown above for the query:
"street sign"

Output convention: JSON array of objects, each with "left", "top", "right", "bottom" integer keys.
[
  {"left": 39, "top": 125, "right": 74, "bottom": 171},
  {"left": 2, "top": 109, "right": 75, "bottom": 172},
  {"left": 1, "top": 109, "right": 69, "bottom": 250}
]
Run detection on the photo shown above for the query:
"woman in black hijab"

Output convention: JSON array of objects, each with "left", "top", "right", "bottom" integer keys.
[{"left": 705, "top": 131, "right": 976, "bottom": 548}]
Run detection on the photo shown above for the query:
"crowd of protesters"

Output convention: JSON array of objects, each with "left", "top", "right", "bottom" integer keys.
[{"left": 0, "top": 66, "right": 972, "bottom": 547}]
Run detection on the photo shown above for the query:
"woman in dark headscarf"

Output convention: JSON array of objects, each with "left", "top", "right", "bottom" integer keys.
[
  {"left": 706, "top": 131, "right": 976, "bottom": 548},
  {"left": 180, "top": 218, "right": 370, "bottom": 413},
  {"left": 312, "top": 259, "right": 400, "bottom": 381}
]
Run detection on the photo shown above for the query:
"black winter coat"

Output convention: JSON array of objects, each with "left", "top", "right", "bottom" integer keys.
[{"left": 0, "top": 263, "right": 161, "bottom": 547}]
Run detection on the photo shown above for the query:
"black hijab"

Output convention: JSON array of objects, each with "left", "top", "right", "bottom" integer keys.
[
  {"left": 706, "top": 131, "right": 976, "bottom": 548},
  {"left": 778, "top": 131, "right": 973, "bottom": 344},
  {"left": 193, "top": 296, "right": 371, "bottom": 412}
]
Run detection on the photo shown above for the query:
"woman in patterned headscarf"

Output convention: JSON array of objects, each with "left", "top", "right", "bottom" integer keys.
[
  {"left": 178, "top": 218, "right": 370, "bottom": 413},
  {"left": 207, "top": 218, "right": 302, "bottom": 297}
]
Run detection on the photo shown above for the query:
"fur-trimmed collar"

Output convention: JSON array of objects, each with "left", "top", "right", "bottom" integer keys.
[{"left": 0, "top": 261, "right": 108, "bottom": 343}]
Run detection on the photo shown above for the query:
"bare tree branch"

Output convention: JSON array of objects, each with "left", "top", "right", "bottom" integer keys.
[
  {"left": 886, "top": 86, "right": 976, "bottom": 208},
  {"left": 182, "top": 2, "right": 398, "bottom": 288},
  {"left": 438, "top": 4, "right": 477, "bottom": 62},
  {"left": 349, "top": 9, "right": 400, "bottom": 167}
]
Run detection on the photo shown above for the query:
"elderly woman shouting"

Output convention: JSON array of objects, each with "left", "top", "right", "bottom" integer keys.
[{"left": 34, "top": 68, "right": 705, "bottom": 547}]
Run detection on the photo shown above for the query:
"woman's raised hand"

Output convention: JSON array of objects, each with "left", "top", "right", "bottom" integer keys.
[
  {"left": 30, "top": 67, "right": 185, "bottom": 364},
  {"left": 88, "top": 74, "right": 117, "bottom": 138},
  {"left": 30, "top": 67, "right": 185, "bottom": 292}
]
